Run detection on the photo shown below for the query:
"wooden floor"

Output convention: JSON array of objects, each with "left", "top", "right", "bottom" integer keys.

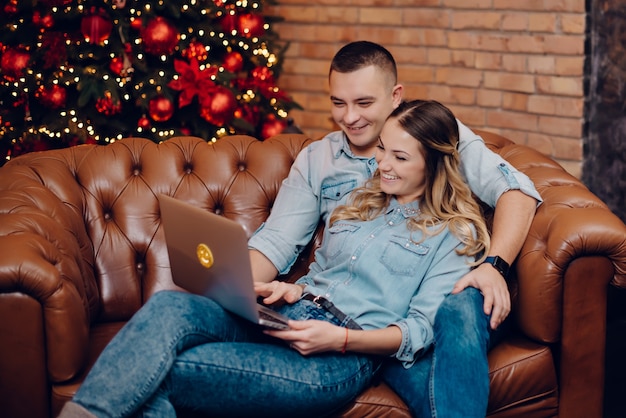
[{"left": 604, "top": 286, "right": 626, "bottom": 418}]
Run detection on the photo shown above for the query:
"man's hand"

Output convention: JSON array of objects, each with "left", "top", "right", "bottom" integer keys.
[{"left": 451, "top": 263, "right": 511, "bottom": 330}]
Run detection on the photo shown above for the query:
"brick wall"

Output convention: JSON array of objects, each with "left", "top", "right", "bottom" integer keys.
[{"left": 267, "top": 0, "right": 587, "bottom": 177}]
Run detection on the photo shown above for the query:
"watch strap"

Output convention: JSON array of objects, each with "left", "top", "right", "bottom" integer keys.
[{"left": 482, "top": 255, "right": 510, "bottom": 279}]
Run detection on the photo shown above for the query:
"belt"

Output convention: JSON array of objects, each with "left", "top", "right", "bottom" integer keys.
[{"left": 301, "top": 293, "right": 362, "bottom": 330}]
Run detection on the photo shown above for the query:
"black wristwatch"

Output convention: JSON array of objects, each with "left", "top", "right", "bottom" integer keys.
[{"left": 482, "top": 256, "right": 510, "bottom": 279}]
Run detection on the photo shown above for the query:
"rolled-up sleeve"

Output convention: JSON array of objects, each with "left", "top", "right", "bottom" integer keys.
[
  {"left": 457, "top": 121, "right": 542, "bottom": 208},
  {"left": 391, "top": 232, "right": 472, "bottom": 368},
  {"left": 248, "top": 147, "right": 321, "bottom": 274}
]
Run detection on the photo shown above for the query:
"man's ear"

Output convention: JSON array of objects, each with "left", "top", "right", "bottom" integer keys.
[{"left": 392, "top": 84, "right": 404, "bottom": 107}]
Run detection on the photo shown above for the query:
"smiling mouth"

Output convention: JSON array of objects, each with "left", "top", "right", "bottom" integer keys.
[
  {"left": 381, "top": 173, "right": 399, "bottom": 180},
  {"left": 345, "top": 124, "right": 367, "bottom": 132}
]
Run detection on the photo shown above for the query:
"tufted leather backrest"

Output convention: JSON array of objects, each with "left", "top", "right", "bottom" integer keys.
[{"left": 1, "top": 134, "right": 313, "bottom": 325}]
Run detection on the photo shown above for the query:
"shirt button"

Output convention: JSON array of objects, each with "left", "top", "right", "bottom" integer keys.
[
  {"left": 351, "top": 256, "right": 357, "bottom": 260},
  {"left": 388, "top": 221, "right": 394, "bottom": 225},
  {"left": 370, "top": 234, "right": 375, "bottom": 238}
]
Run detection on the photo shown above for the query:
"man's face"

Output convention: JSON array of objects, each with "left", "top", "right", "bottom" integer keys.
[{"left": 329, "top": 65, "right": 402, "bottom": 157}]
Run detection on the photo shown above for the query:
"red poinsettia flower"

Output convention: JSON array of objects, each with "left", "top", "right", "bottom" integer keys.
[{"left": 168, "top": 58, "right": 217, "bottom": 108}]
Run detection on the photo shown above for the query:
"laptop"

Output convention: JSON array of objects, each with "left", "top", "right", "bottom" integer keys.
[{"left": 158, "top": 194, "right": 291, "bottom": 330}]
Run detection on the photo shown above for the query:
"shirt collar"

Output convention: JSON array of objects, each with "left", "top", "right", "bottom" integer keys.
[
  {"left": 386, "top": 198, "right": 422, "bottom": 218},
  {"left": 332, "top": 131, "right": 374, "bottom": 162}
]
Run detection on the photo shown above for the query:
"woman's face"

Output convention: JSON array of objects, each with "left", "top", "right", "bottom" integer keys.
[{"left": 375, "top": 118, "right": 427, "bottom": 204}]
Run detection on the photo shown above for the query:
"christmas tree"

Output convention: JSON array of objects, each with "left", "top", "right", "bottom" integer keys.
[{"left": 0, "top": 0, "right": 300, "bottom": 165}]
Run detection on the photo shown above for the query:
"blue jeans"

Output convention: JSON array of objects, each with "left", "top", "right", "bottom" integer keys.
[
  {"left": 72, "top": 290, "right": 377, "bottom": 418},
  {"left": 382, "top": 287, "right": 491, "bottom": 418}
]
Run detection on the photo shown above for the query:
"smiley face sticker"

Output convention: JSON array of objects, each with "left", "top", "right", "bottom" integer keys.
[{"left": 196, "top": 243, "right": 214, "bottom": 269}]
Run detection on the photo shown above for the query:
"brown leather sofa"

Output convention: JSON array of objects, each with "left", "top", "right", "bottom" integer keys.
[{"left": 1, "top": 131, "right": 625, "bottom": 418}]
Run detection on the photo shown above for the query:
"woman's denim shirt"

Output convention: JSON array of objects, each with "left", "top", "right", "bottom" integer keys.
[
  {"left": 248, "top": 121, "right": 541, "bottom": 275},
  {"left": 296, "top": 198, "right": 472, "bottom": 368}
]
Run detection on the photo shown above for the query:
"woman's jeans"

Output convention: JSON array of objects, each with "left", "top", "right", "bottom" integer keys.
[
  {"left": 72, "top": 290, "right": 376, "bottom": 418},
  {"left": 382, "top": 287, "right": 492, "bottom": 418}
]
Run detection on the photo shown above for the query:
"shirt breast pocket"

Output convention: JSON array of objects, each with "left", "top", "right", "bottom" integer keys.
[
  {"left": 325, "top": 222, "right": 360, "bottom": 260},
  {"left": 321, "top": 179, "right": 358, "bottom": 202},
  {"left": 380, "top": 235, "right": 430, "bottom": 276}
]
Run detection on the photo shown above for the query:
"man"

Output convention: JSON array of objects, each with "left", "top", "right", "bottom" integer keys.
[{"left": 248, "top": 41, "right": 541, "bottom": 417}]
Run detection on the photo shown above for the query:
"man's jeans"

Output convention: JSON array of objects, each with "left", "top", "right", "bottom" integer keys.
[
  {"left": 382, "top": 287, "right": 491, "bottom": 418},
  {"left": 72, "top": 291, "right": 376, "bottom": 418}
]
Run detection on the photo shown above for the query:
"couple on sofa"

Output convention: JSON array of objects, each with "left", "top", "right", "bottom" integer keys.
[{"left": 60, "top": 41, "right": 541, "bottom": 418}]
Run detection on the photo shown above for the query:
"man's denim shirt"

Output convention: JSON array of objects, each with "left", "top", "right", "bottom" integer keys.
[
  {"left": 295, "top": 198, "right": 473, "bottom": 367},
  {"left": 248, "top": 120, "right": 542, "bottom": 276}
]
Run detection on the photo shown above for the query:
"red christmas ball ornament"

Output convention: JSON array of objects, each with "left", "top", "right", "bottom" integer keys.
[
  {"left": 220, "top": 13, "right": 238, "bottom": 34},
  {"left": 41, "top": 14, "right": 55, "bottom": 29},
  {"left": 142, "top": 17, "right": 180, "bottom": 56},
  {"left": 110, "top": 57, "right": 124, "bottom": 75},
  {"left": 199, "top": 86, "right": 237, "bottom": 126},
  {"left": 33, "top": 11, "right": 55, "bottom": 29},
  {"left": 1, "top": 47, "right": 30, "bottom": 79},
  {"left": 95, "top": 93, "right": 122, "bottom": 116},
  {"left": 137, "top": 115, "right": 151, "bottom": 129},
  {"left": 37, "top": 84, "right": 67, "bottom": 109},
  {"left": 32, "top": 11, "right": 42, "bottom": 26},
  {"left": 238, "top": 13, "right": 265, "bottom": 38},
  {"left": 81, "top": 12, "right": 113, "bottom": 45},
  {"left": 148, "top": 95, "right": 175, "bottom": 122},
  {"left": 249, "top": 66, "right": 275, "bottom": 91},
  {"left": 223, "top": 51, "right": 243, "bottom": 73},
  {"left": 182, "top": 40, "right": 208, "bottom": 62},
  {"left": 251, "top": 66, "right": 274, "bottom": 83},
  {"left": 261, "top": 115, "right": 287, "bottom": 139},
  {"left": 4, "top": 0, "right": 17, "bottom": 15},
  {"left": 130, "top": 17, "right": 143, "bottom": 31}
]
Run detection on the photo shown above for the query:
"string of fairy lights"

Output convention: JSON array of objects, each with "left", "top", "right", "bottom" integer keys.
[{"left": 0, "top": 0, "right": 297, "bottom": 162}]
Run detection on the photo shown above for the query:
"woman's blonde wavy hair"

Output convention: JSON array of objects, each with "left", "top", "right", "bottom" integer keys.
[{"left": 329, "top": 100, "right": 490, "bottom": 264}]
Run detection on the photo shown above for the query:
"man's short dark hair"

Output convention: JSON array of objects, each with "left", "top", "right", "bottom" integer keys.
[{"left": 329, "top": 41, "right": 398, "bottom": 83}]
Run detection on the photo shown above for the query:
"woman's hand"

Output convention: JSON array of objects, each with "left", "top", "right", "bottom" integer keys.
[
  {"left": 264, "top": 320, "right": 346, "bottom": 356},
  {"left": 254, "top": 281, "right": 304, "bottom": 305}
]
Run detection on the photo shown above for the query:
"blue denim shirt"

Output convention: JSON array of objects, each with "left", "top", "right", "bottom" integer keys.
[
  {"left": 296, "top": 198, "right": 472, "bottom": 367},
  {"left": 248, "top": 121, "right": 542, "bottom": 275}
]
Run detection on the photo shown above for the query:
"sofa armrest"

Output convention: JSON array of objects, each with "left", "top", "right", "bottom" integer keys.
[
  {"left": 0, "top": 231, "right": 91, "bottom": 380},
  {"left": 516, "top": 204, "right": 626, "bottom": 341},
  {"left": 0, "top": 158, "right": 100, "bottom": 384}
]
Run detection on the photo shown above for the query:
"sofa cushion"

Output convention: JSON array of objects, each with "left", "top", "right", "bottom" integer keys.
[{"left": 487, "top": 336, "right": 558, "bottom": 417}]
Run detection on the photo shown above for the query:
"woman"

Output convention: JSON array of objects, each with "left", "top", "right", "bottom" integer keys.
[{"left": 60, "top": 100, "right": 490, "bottom": 418}]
